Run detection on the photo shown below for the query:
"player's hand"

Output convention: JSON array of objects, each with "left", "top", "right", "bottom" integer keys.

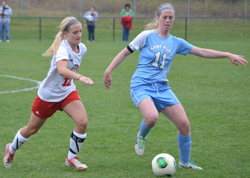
[
  {"left": 229, "top": 54, "right": 248, "bottom": 66},
  {"left": 79, "top": 76, "right": 94, "bottom": 85},
  {"left": 103, "top": 71, "right": 112, "bottom": 89}
]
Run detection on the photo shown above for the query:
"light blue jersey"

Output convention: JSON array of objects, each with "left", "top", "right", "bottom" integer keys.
[{"left": 128, "top": 30, "right": 193, "bottom": 88}]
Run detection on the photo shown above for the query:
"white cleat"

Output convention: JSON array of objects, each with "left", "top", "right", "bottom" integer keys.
[
  {"left": 179, "top": 161, "right": 203, "bottom": 170},
  {"left": 3, "top": 143, "right": 15, "bottom": 168},
  {"left": 134, "top": 132, "right": 147, "bottom": 156},
  {"left": 65, "top": 156, "right": 88, "bottom": 171}
]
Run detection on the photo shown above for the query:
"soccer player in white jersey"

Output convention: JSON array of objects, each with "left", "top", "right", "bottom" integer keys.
[
  {"left": 104, "top": 3, "right": 247, "bottom": 170},
  {"left": 3, "top": 17, "right": 94, "bottom": 170}
]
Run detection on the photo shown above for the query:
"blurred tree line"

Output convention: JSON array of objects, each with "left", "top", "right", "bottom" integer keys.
[{"left": 8, "top": 0, "right": 249, "bottom": 17}]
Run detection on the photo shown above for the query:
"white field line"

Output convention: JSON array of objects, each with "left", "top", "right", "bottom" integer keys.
[{"left": 0, "top": 75, "right": 41, "bottom": 94}]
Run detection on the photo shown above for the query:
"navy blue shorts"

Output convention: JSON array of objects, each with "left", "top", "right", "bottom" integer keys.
[{"left": 130, "top": 83, "right": 180, "bottom": 112}]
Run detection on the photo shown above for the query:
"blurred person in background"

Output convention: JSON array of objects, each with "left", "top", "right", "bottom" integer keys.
[
  {"left": 120, "top": 3, "right": 134, "bottom": 41},
  {"left": 84, "top": 6, "right": 98, "bottom": 42},
  {"left": 3, "top": 17, "right": 94, "bottom": 171},
  {"left": 0, "top": 1, "right": 12, "bottom": 42}
]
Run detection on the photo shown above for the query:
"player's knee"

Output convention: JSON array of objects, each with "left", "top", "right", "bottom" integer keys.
[
  {"left": 178, "top": 120, "right": 190, "bottom": 135},
  {"left": 76, "top": 117, "right": 88, "bottom": 129},
  {"left": 145, "top": 113, "right": 158, "bottom": 125}
]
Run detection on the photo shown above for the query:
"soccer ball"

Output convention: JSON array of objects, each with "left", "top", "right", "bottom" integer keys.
[{"left": 152, "top": 153, "right": 177, "bottom": 177}]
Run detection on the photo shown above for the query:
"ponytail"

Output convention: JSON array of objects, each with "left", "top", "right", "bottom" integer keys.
[
  {"left": 42, "top": 31, "right": 64, "bottom": 56},
  {"left": 42, "top": 17, "right": 79, "bottom": 57}
]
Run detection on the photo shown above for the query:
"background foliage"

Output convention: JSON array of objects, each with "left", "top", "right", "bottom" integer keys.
[{"left": 7, "top": 0, "right": 250, "bottom": 17}]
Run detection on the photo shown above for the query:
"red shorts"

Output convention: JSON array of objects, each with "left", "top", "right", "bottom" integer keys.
[{"left": 32, "top": 90, "right": 81, "bottom": 119}]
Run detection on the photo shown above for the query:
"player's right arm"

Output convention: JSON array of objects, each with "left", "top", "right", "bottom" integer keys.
[
  {"left": 57, "top": 60, "right": 94, "bottom": 85},
  {"left": 104, "top": 30, "right": 150, "bottom": 89},
  {"left": 104, "top": 48, "right": 131, "bottom": 89}
]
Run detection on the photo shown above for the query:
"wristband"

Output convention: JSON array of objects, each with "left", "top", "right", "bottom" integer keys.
[{"left": 78, "top": 75, "right": 83, "bottom": 80}]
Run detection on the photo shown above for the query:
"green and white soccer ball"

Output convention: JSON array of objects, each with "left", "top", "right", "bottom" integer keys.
[{"left": 152, "top": 153, "right": 177, "bottom": 177}]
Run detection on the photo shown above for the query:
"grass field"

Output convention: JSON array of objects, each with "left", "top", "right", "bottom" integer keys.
[
  {"left": 8, "top": 16, "right": 250, "bottom": 43},
  {"left": 0, "top": 19, "right": 250, "bottom": 178}
]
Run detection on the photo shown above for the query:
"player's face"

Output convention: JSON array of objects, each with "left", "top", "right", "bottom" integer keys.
[
  {"left": 158, "top": 8, "right": 175, "bottom": 32},
  {"left": 65, "top": 22, "right": 82, "bottom": 45}
]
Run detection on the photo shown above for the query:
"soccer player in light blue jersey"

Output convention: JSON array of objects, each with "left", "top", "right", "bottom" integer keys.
[{"left": 104, "top": 3, "right": 247, "bottom": 170}]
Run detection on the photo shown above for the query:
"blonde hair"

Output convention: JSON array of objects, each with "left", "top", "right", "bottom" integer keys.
[
  {"left": 144, "top": 3, "right": 175, "bottom": 31},
  {"left": 43, "top": 17, "right": 79, "bottom": 56}
]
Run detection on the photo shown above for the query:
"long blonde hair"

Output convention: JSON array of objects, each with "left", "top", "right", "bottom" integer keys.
[
  {"left": 144, "top": 3, "right": 175, "bottom": 31},
  {"left": 43, "top": 17, "right": 78, "bottom": 56}
]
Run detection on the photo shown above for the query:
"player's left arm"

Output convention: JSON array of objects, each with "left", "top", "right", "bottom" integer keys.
[{"left": 189, "top": 46, "right": 248, "bottom": 66}]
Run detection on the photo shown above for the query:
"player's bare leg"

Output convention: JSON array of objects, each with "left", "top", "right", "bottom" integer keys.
[
  {"left": 63, "top": 100, "right": 88, "bottom": 170},
  {"left": 135, "top": 98, "right": 158, "bottom": 156},
  {"left": 3, "top": 113, "right": 46, "bottom": 168}
]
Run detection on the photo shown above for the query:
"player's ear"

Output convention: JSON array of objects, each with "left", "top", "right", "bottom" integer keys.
[
  {"left": 62, "top": 31, "right": 67, "bottom": 36},
  {"left": 156, "top": 15, "right": 159, "bottom": 21}
]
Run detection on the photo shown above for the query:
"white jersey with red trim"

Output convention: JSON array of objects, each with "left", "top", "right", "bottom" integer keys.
[{"left": 38, "top": 40, "right": 87, "bottom": 102}]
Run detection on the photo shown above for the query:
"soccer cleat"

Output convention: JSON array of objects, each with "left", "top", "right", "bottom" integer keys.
[
  {"left": 134, "top": 132, "right": 147, "bottom": 156},
  {"left": 3, "top": 143, "right": 15, "bottom": 168},
  {"left": 179, "top": 161, "right": 203, "bottom": 170},
  {"left": 65, "top": 156, "right": 88, "bottom": 171}
]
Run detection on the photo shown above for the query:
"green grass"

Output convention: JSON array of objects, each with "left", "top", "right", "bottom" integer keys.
[
  {"left": 0, "top": 21, "right": 250, "bottom": 178},
  {"left": 9, "top": 17, "right": 250, "bottom": 43}
]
